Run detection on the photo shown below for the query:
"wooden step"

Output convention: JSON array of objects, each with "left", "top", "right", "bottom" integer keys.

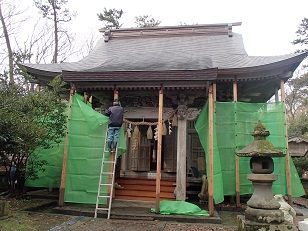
[
  {"left": 117, "top": 178, "right": 175, "bottom": 186},
  {"left": 115, "top": 190, "right": 174, "bottom": 198},
  {"left": 114, "top": 177, "right": 176, "bottom": 201},
  {"left": 119, "top": 184, "right": 174, "bottom": 193}
]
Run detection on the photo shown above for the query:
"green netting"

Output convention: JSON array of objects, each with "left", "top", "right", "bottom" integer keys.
[
  {"left": 26, "top": 95, "right": 304, "bottom": 205},
  {"left": 151, "top": 200, "right": 209, "bottom": 216},
  {"left": 26, "top": 94, "right": 126, "bottom": 204},
  {"left": 196, "top": 101, "right": 305, "bottom": 203},
  {"left": 195, "top": 101, "right": 224, "bottom": 204},
  {"left": 26, "top": 140, "right": 64, "bottom": 188}
]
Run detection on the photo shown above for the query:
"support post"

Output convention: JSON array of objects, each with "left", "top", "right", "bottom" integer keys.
[
  {"left": 233, "top": 79, "right": 241, "bottom": 207},
  {"left": 83, "top": 92, "right": 88, "bottom": 103},
  {"left": 280, "top": 79, "right": 293, "bottom": 205},
  {"left": 155, "top": 88, "right": 163, "bottom": 213},
  {"left": 108, "top": 88, "right": 119, "bottom": 199},
  {"left": 208, "top": 84, "right": 214, "bottom": 217},
  {"left": 176, "top": 104, "right": 187, "bottom": 201},
  {"left": 275, "top": 86, "right": 279, "bottom": 103},
  {"left": 59, "top": 89, "right": 74, "bottom": 207},
  {"left": 114, "top": 86, "right": 118, "bottom": 100}
]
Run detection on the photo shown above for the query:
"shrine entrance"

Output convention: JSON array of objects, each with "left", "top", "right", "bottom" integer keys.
[{"left": 126, "top": 123, "right": 177, "bottom": 173}]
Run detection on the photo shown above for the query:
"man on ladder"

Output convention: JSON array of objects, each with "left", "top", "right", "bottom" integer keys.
[
  {"left": 104, "top": 99, "right": 124, "bottom": 152},
  {"left": 95, "top": 99, "right": 124, "bottom": 219}
]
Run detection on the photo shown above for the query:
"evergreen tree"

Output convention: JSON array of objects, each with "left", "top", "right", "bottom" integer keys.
[
  {"left": 134, "top": 15, "right": 161, "bottom": 28},
  {"left": 97, "top": 8, "right": 123, "bottom": 29}
]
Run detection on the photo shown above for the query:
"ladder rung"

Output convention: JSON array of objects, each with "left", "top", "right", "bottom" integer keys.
[
  {"left": 96, "top": 208, "right": 109, "bottom": 211},
  {"left": 98, "top": 195, "right": 111, "bottom": 198},
  {"left": 103, "top": 161, "right": 115, "bottom": 164},
  {"left": 95, "top": 131, "right": 115, "bottom": 219},
  {"left": 101, "top": 172, "right": 113, "bottom": 175}
]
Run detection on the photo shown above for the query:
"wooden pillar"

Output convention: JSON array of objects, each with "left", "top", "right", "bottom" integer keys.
[
  {"left": 108, "top": 88, "right": 119, "bottom": 199},
  {"left": 213, "top": 83, "right": 216, "bottom": 104},
  {"left": 208, "top": 84, "right": 214, "bottom": 217},
  {"left": 114, "top": 86, "right": 118, "bottom": 100},
  {"left": 233, "top": 79, "right": 241, "bottom": 207},
  {"left": 83, "top": 92, "right": 88, "bottom": 103},
  {"left": 280, "top": 79, "right": 293, "bottom": 205},
  {"left": 275, "top": 86, "right": 279, "bottom": 103},
  {"left": 176, "top": 104, "right": 187, "bottom": 201},
  {"left": 59, "top": 89, "right": 74, "bottom": 207},
  {"left": 155, "top": 88, "right": 163, "bottom": 213}
]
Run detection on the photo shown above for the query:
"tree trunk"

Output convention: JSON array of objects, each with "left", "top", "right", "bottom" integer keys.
[
  {"left": 0, "top": 3, "right": 14, "bottom": 84},
  {"left": 52, "top": 1, "right": 58, "bottom": 63}
]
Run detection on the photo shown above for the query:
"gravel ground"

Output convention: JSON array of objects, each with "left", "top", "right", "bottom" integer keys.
[{"left": 56, "top": 217, "right": 237, "bottom": 231}]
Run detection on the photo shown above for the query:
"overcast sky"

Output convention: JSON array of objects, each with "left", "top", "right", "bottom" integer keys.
[{"left": 67, "top": 0, "right": 307, "bottom": 57}]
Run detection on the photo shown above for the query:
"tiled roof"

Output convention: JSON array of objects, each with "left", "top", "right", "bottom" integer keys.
[
  {"left": 23, "top": 31, "right": 304, "bottom": 74},
  {"left": 289, "top": 137, "right": 308, "bottom": 143}
]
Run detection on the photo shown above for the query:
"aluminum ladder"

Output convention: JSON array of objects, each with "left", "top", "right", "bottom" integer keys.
[{"left": 94, "top": 131, "right": 117, "bottom": 219}]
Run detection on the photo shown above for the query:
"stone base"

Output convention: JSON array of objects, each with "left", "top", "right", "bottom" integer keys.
[
  {"left": 245, "top": 206, "right": 284, "bottom": 224},
  {"left": 237, "top": 215, "right": 298, "bottom": 231}
]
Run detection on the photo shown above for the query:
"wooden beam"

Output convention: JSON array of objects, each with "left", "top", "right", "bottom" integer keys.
[
  {"left": 280, "top": 80, "right": 293, "bottom": 205},
  {"left": 59, "top": 89, "right": 74, "bottom": 207},
  {"left": 233, "top": 79, "right": 240, "bottom": 207},
  {"left": 155, "top": 88, "right": 163, "bottom": 214},
  {"left": 208, "top": 84, "right": 214, "bottom": 217}
]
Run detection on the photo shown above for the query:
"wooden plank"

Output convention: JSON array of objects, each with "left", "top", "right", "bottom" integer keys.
[
  {"left": 208, "top": 84, "right": 214, "bottom": 217},
  {"left": 115, "top": 195, "right": 175, "bottom": 201},
  {"left": 155, "top": 88, "right": 163, "bottom": 213},
  {"left": 115, "top": 190, "right": 174, "bottom": 198},
  {"left": 117, "top": 178, "right": 175, "bottom": 186},
  {"left": 280, "top": 80, "right": 293, "bottom": 205},
  {"left": 233, "top": 79, "right": 241, "bottom": 208},
  {"left": 117, "top": 184, "right": 175, "bottom": 192},
  {"left": 59, "top": 90, "right": 74, "bottom": 207}
]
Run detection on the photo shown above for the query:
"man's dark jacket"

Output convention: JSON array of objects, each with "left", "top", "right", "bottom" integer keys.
[{"left": 104, "top": 105, "right": 124, "bottom": 127}]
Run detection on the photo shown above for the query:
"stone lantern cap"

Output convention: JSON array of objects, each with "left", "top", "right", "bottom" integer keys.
[{"left": 236, "top": 120, "right": 285, "bottom": 157}]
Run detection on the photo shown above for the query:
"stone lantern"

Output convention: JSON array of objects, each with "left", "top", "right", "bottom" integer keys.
[{"left": 236, "top": 120, "right": 297, "bottom": 230}]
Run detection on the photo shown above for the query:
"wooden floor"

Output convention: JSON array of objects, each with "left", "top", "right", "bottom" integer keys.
[{"left": 114, "top": 177, "right": 176, "bottom": 201}]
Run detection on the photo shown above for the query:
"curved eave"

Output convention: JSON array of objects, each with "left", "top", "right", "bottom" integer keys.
[
  {"left": 23, "top": 66, "right": 61, "bottom": 84},
  {"left": 217, "top": 52, "right": 307, "bottom": 80}
]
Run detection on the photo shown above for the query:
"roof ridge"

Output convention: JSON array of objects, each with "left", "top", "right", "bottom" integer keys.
[{"left": 100, "top": 22, "right": 242, "bottom": 42}]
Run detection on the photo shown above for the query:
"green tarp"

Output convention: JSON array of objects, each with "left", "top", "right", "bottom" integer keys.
[
  {"left": 27, "top": 95, "right": 304, "bottom": 205},
  {"left": 151, "top": 200, "right": 209, "bottom": 216},
  {"left": 195, "top": 101, "right": 305, "bottom": 204},
  {"left": 26, "top": 94, "right": 126, "bottom": 204}
]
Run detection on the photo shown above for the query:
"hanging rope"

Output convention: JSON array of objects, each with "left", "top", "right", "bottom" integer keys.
[{"left": 123, "top": 109, "right": 177, "bottom": 126}]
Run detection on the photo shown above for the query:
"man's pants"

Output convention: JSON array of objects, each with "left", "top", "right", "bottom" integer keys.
[{"left": 107, "top": 127, "right": 120, "bottom": 150}]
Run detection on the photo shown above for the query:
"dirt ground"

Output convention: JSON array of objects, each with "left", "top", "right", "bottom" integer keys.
[
  {"left": 0, "top": 196, "right": 307, "bottom": 231},
  {"left": 0, "top": 197, "right": 75, "bottom": 231},
  {"left": 0, "top": 196, "right": 238, "bottom": 231}
]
